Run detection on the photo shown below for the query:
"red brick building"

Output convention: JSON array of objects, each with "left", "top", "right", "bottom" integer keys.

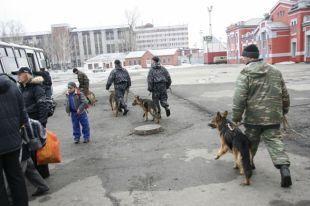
[
  {"left": 227, "top": 0, "right": 310, "bottom": 64},
  {"left": 226, "top": 18, "right": 262, "bottom": 64},
  {"left": 124, "top": 51, "right": 153, "bottom": 68},
  {"left": 149, "top": 49, "right": 180, "bottom": 66},
  {"left": 124, "top": 49, "right": 180, "bottom": 68}
]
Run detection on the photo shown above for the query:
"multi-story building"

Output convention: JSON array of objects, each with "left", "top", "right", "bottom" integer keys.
[
  {"left": 1, "top": 23, "right": 190, "bottom": 68},
  {"left": 226, "top": 18, "right": 263, "bottom": 64},
  {"left": 227, "top": 0, "right": 310, "bottom": 64},
  {"left": 135, "top": 24, "right": 189, "bottom": 51}
]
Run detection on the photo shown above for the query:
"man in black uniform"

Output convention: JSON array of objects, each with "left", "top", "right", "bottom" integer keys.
[
  {"left": 147, "top": 56, "right": 172, "bottom": 117},
  {"left": 106, "top": 60, "right": 131, "bottom": 115}
]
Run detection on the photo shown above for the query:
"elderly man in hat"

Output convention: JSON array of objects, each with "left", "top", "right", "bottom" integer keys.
[{"left": 232, "top": 44, "right": 292, "bottom": 188}]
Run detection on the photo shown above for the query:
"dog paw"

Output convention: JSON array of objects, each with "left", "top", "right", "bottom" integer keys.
[
  {"left": 214, "top": 156, "right": 220, "bottom": 160},
  {"left": 233, "top": 165, "right": 239, "bottom": 169}
]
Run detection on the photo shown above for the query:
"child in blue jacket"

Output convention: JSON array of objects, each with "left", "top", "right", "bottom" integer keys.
[{"left": 65, "top": 82, "right": 90, "bottom": 143}]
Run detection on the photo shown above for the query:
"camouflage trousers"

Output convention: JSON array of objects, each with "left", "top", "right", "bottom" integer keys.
[
  {"left": 245, "top": 124, "right": 290, "bottom": 167},
  {"left": 115, "top": 88, "right": 128, "bottom": 110},
  {"left": 152, "top": 86, "right": 169, "bottom": 114}
]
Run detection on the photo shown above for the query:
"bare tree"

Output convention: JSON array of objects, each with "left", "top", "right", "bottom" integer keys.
[
  {"left": 124, "top": 8, "right": 140, "bottom": 51},
  {"left": 0, "top": 20, "right": 24, "bottom": 44},
  {"left": 51, "top": 29, "right": 72, "bottom": 70}
]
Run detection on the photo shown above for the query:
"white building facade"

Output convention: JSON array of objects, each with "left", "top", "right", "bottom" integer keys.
[{"left": 135, "top": 24, "right": 189, "bottom": 51}]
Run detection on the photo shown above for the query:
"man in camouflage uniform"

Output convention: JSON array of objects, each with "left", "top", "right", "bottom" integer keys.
[
  {"left": 106, "top": 60, "right": 131, "bottom": 115},
  {"left": 73, "top": 68, "right": 89, "bottom": 96},
  {"left": 232, "top": 44, "right": 292, "bottom": 188},
  {"left": 147, "top": 56, "right": 172, "bottom": 117}
]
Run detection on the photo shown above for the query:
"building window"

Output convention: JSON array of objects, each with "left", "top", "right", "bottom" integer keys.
[
  {"left": 88, "top": 64, "right": 93, "bottom": 70},
  {"left": 82, "top": 32, "right": 92, "bottom": 56},
  {"left": 106, "top": 44, "right": 115, "bottom": 53},
  {"left": 306, "top": 35, "right": 310, "bottom": 57},
  {"left": 291, "top": 42, "right": 297, "bottom": 57},
  {"left": 117, "top": 30, "right": 125, "bottom": 39},
  {"left": 106, "top": 30, "right": 114, "bottom": 40},
  {"left": 94, "top": 32, "right": 103, "bottom": 55}
]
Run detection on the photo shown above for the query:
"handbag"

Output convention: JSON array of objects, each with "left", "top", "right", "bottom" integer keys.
[{"left": 36, "top": 130, "right": 61, "bottom": 165}]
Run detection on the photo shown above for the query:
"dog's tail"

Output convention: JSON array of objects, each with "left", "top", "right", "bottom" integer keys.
[{"left": 240, "top": 136, "right": 252, "bottom": 179}]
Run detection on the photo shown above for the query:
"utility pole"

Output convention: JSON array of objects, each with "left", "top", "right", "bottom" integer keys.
[{"left": 207, "top": 5, "right": 213, "bottom": 53}]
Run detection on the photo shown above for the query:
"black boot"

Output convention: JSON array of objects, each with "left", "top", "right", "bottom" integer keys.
[
  {"left": 165, "top": 108, "right": 171, "bottom": 117},
  {"left": 280, "top": 165, "right": 292, "bottom": 188},
  {"left": 123, "top": 109, "right": 129, "bottom": 116}
]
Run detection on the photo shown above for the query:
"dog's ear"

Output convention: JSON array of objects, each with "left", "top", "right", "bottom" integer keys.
[
  {"left": 223, "top": 111, "right": 228, "bottom": 118},
  {"left": 216, "top": 112, "right": 222, "bottom": 120}
]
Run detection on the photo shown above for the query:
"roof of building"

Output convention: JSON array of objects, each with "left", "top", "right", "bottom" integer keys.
[
  {"left": 227, "top": 18, "right": 263, "bottom": 31},
  {"left": 135, "top": 24, "right": 188, "bottom": 32},
  {"left": 270, "top": 0, "right": 295, "bottom": 14},
  {"left": 244, "top": 18, "right": 264, "bottom": 26},
  {"left": 86, "top": 52, "right": 126, "bottom": 63},
  {"left": 125, "top": 51, "right": 147, "bottom": 59},
  {"left": 71, "top": 25, "right": 128, "bottom": 32},
  {"left": 149, "top": 48, "right": 178, "bottom": 56}
]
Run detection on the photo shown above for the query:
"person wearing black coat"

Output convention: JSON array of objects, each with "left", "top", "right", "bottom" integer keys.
[
  {"left": 0, "top": 74, "right": 29, "bottom": 206},
  {"left": 13, "top": 67, "right": 50, "bottom": 179},
  {"left": 33, "top": 67, "right": 53, "bottom": 99}
]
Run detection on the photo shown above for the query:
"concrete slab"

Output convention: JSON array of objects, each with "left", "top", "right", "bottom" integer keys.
[{"left": 134, "top": 124, "right": 163, "bottom": 135}]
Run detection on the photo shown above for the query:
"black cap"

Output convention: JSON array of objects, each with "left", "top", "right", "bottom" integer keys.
[
  {"left": 152, "top": 56, "right": 160, "bottom": 63},
  {"left": 114, "top": 59, "right": 121, "bottom": 66},
  {"left": 242, "top": 44, "right": 260, "bottom": 59},
  {"left": 11, "top": 67, "right": 33, "bottom": 75},
  {"left": 73, "top": 68, "right": 78, "bottom": 73}
]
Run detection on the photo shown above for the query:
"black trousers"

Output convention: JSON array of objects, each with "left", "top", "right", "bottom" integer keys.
[{"left": 0, "top": 149, "right": 28, "bottom": 206}]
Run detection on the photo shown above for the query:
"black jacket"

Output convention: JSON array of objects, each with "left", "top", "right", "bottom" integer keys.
[
  {"left": 0, "top": 75, "right": 28, "bottom": 155},
  {"left": 33, "top": 70, "right": 52, "bottom": 87},
  {"left": 19, "top": 77, "right": 48, "bottom": 127}
]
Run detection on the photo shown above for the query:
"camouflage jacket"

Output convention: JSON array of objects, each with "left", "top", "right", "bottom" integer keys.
[
  {"left": 106, "top": 66, "right": 131, "bottom": 90},
  {"left": 147, "top": 63, "right": 172, "bottom": 92},
  {"left": 232, "top": 60, "right": 290, "bottom": 125},
  {"left": 77, "top": 71, "right": 89, "bottom": 90}
]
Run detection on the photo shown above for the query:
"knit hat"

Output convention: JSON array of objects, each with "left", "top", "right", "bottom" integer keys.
[
  {"left": 67, "top": 82, "right": 77, "bottom": 88},
  {"left": 242, "top": 44, "right": 260, "bottom": 59},
  {"left": 152, "top": 56, "right": 160, "bottom": 63},
  {"left": 114, "top": 59, "right": 121, "bottom": 66},
  {"left": 72, "top": 68, "right": 78, "bottom": 73}
]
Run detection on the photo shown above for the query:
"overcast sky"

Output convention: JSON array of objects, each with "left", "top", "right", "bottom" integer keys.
[{"left": 1, "top": 0, "right": 279, "bottom": 47}]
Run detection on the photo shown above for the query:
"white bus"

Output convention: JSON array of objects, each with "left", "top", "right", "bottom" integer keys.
[{"left": 0, "top": 41, "right": 49, "bottom": 75}]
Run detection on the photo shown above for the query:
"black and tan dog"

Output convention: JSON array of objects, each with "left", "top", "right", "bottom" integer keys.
[
  {"left": 132, "top": 96, "right": 160, "bottom": 123},
  {"left": 208, "top": 111, "right": 253, "bottom": 185},
  {"left": 109, "top": 91, "right": 120, "bottom": 117}
]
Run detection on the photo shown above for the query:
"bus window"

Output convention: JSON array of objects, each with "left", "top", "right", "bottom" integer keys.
[
  {"left": 1, "top": 47, "right": 18, "bottom": 74},
  {"left": 16, "top": 49, "right": 29, "bottom": 68},
  {"left": 27, "top": 53, "right": 36, "bottom": 71},
  {"left": 0, "top": 60, "right": 4, "bottom": 73},
  {"left": 0, "top": 47, "right": 6, "bottom": 57}
]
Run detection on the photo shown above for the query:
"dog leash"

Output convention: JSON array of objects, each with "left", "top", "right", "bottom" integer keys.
[{"left": 282, "top": 115, "right": 306, "bottom": 138}]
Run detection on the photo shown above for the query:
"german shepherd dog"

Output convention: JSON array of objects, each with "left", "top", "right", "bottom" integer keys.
[
  {"left": 87, "top": 90, "right": 97, "bottom": 106},
  {"left": 208, "top": 111, "right": 253, "bottom": 185},
  {"left": 109, "top": 91, "right": 120, "bottom": 117},
  {"left": 132, "top": 96, "right": 160, "bottom": 123}
]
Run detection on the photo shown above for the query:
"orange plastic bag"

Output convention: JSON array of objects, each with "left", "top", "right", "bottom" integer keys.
[{"left": 36, "top": 130, "right": 61, "bottom": 165}]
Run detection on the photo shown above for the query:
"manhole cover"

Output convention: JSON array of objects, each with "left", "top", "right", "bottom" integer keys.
[{"left": 134, "top": 124, "right": 162, "bottom": 135}]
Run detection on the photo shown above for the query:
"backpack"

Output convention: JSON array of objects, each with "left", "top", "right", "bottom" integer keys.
[
  {"left": 22, "top": 119, "right": 47, "bottom": 151},
  {"left": 46, "top": 98, "right": 57, "bottom": 117}
]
